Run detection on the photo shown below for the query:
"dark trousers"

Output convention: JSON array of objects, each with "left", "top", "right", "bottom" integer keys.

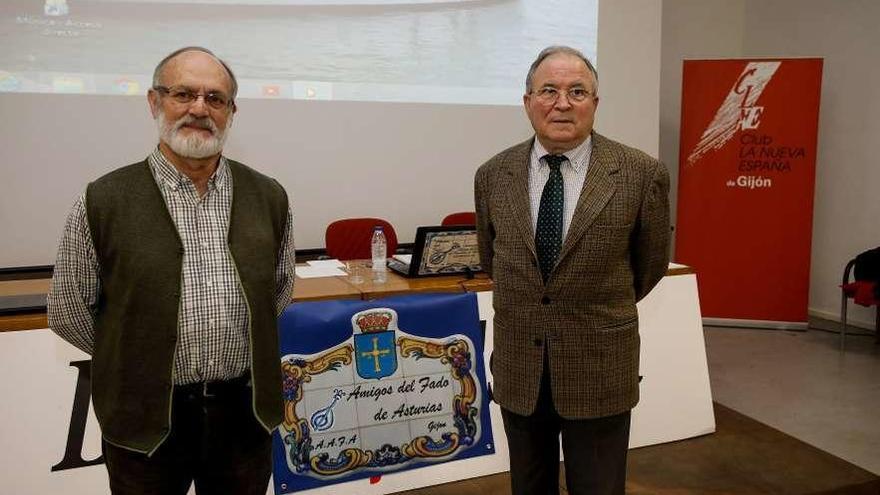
[
  {"left": 500, "top": 361, "right": 631, "bottom": 495},
  {"left": 102, "top": 377, "right": 273, "bottom": 495}
]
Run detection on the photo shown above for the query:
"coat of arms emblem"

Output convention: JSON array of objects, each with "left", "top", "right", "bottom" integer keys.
[{"left": 352, "top": 308, "right": 398, "bottom": 380}]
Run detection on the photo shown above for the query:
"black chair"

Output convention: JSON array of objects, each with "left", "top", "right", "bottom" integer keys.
[{"left": 839, "top": 247, "right": 880, "bottom": 350}]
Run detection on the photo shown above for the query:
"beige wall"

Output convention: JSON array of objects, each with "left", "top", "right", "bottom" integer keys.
[{"left": 598, "top": 0, "right": 663, "bottom": 156}]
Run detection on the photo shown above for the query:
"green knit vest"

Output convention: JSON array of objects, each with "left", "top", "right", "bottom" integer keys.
[{"left": 86, "top": 159, "right": 287, "bottom": 454}]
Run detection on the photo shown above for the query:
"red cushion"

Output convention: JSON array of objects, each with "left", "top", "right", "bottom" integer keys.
[
  {"left": 441, "top": 211, "right": 476, "bottom": 226},
  {"left": 325, "top": 218, "right": 398, "bottom": 261},
  {"left": 841, "top": 281, "right": 880, "bottom": 307}
]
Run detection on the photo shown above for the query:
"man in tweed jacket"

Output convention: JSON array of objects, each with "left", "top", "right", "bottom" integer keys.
[{"left": 474, "top": 46, "right": 670, "bottom": 495}]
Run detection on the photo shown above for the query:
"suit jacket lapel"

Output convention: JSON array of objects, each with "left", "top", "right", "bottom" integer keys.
[
  {"left": 502, "top": 139, "right": 538, "bottom": 259},
  {"left": 558, "top": 133, "right": 618, "bottom": 263}
]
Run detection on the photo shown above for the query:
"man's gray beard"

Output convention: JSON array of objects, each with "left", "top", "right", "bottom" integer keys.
[{"left": 156, "top": 111, "right": 230, "bottom": 159}]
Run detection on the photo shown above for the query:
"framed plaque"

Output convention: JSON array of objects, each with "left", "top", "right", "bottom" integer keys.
[{"left": 388, "top": 226, "right": 482, "bottom": 278}]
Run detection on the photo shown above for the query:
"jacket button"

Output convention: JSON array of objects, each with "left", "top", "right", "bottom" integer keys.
[
  {"left": 533, "top": 338, "right": 543, "bottom": 347},
  {"left": 541, "top": 296, "right": 551, "bottom": 305}
]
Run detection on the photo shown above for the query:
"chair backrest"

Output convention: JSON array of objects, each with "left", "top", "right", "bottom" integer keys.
[
  {"left": 325, "top": 218, "right": 398, "bottom": 260},
  {"left": 441, "top": 211, "right": 477, "bottom": 226},
  {"left": 854, "top": 247, "right": 880, "bottom": 282}
]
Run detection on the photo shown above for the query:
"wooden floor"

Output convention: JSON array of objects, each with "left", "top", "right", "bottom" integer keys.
[{"left": 392, "top": 403, "right": 879, "bottom": 495}]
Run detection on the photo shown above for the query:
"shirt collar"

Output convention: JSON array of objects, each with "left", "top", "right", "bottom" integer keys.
[
  {"left": 148, "top": 146, "right": 229, "bottom": 192},
  {"left": 531, "top": 134, "right": 592, "bottom": 174}
]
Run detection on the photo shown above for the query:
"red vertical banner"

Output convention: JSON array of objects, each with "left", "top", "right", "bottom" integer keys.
[{"left": 676, "top": 59, "right": 823, "bottom": 326}]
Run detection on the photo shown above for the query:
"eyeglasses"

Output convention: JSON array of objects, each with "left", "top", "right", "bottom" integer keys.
[
  {"left": 153, "top": 85, "right": 233, "bottom": 110},
  {"left": 531, "top": 86, "right": 596, "bottom": 104}
]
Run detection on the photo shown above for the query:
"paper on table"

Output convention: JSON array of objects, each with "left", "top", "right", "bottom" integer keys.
[
  {"left": 392, "top": 254, "right": 412, "bottom": 264},
  {"left": 306, "top": 259, "right": 345, "bottom": 268},
  {"left": 296, "top": 265, "right": 347, "bottom": 278}
]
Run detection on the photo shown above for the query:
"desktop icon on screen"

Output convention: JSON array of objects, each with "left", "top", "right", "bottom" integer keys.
[
  {"left": 0, "top": 72, "right": 21, "bottom": 92},
  {"left": 113, "top": 78, "right": 141, "bottom": 95},
  {"left": 52, "top": 75, "right": 84, "bottom": 93},
  {"left": 44, "top": 0, "right": 69, "bottom": 17},
  {"left": 293, "top": 81, "right": 332, "bottom": 101}
]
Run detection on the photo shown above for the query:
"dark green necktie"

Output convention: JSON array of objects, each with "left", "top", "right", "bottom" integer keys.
[{"left": 535, "top": 154, "right": 565, "bottom": 282}]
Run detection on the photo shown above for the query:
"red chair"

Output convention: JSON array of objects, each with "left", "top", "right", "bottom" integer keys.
[
  {"left": 840, "top": 247, "right": 880, "bottom": 349},
  {"left": 441, "top": 211, "right": 476, "bottom": 226},
  {"left": 325, "top": 218, "right": 398, "bottom": 261}
]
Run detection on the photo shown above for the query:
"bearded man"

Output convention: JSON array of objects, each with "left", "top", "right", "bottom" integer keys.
[{"left": 47, "top": 47, "right": 294, "bottom": 495}]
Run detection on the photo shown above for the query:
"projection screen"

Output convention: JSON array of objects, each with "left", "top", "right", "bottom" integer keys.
[{"left": 0, "top": 0, "right": 661, "bottom": 269}]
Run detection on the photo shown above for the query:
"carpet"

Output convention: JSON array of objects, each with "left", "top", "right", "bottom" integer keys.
[{"left": 397, "top": 402, "right": 880, "bottom": 495}]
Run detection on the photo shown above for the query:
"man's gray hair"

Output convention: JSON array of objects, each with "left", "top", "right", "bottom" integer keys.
[
  {"left": 525, "top": 45, "right": 598, "bottom": 95},
  {"left": 152, "top": 46, "right": 238, "bottom": 100}
]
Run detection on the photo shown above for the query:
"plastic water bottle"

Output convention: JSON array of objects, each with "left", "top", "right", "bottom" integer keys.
[{"left": 371, "top": 225, "right": 387, "bottom": 284}]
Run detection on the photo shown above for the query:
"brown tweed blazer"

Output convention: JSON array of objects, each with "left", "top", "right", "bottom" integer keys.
[{"left": 474, "top": 132, "right": 670, "bottom": 419}]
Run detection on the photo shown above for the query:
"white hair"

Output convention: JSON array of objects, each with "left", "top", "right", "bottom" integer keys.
[{"left": 156, "top": 109, "right": 232, "bottom": 159}]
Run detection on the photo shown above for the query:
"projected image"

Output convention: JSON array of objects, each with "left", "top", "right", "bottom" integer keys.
[{"left": 0, "top": 0, "right": 598, "bottom": 104}]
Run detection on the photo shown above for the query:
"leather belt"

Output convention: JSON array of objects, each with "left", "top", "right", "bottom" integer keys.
[{"left": 175, "top": 373, "right": 251, "bottom": 399}]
